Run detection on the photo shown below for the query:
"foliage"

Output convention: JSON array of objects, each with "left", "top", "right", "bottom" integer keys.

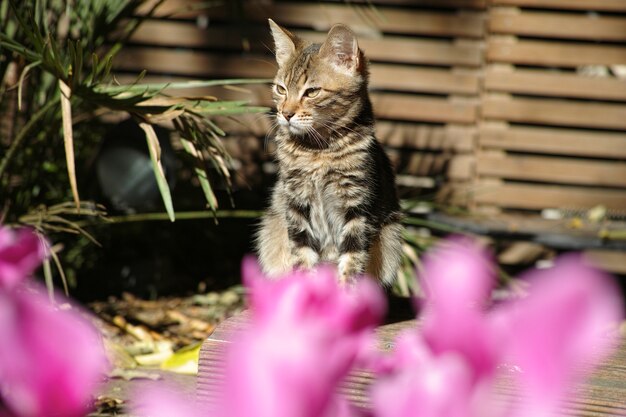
[
  {"left": 0, "top": 0, "right": 269, "bottom": 288},
  {"left": 0, "top": 226, "right": 109, "bottom": 417}
]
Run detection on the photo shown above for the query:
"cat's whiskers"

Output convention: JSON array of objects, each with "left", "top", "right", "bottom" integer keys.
[
  {"left": 265, "top": 120, "right": 281, "bottom": 151},
  {"left": 304, "top": 125, "right": 326, "bottom": 149}
]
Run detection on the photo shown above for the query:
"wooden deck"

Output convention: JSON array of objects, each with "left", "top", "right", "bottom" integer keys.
[{"left": 197, "top": 313, "right": 626, "bottom": 416}]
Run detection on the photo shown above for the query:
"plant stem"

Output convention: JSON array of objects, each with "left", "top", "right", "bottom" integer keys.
[
  {"left": 0, "top": 96, "right": 59, "bottom": 179},
  {"left": 77, "top": 209, "right": 263, "bottom": 226}
]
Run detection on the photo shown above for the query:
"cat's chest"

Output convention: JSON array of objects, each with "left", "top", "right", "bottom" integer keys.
[{"left": 308, "top": 182, "right": 343, "bottom": 257}]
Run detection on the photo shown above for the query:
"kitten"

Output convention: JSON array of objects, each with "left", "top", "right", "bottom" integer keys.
[{"left": 256, "top": 19, "right": 403, "bottom": 285}]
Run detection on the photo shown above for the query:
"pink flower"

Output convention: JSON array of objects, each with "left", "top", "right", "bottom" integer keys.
[
  {"left": 0, "top": 227, "right": 109, "bottom": 417},
  {"left": 373, "top": 238, "right": 623, "bottom": 417},
  {"left": 0, "top": 227, "right": 46, "bottom": 289},
  {"left": 372, "top": 335, "right": 474, "bottom": 417},
  {"left": 418, "top": 238, "right": 500, "bottom": 382},
  {"left": 499, "top": 255, "right": 623, "bottom": 416},
  {"left": 131, "top": 383, "right": 204, "bottom": 417},
  {"left": 219, "top": 258, "right": 384, "bottom": 417}
]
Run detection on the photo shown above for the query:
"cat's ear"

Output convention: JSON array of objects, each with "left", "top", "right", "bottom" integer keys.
[
  {"left": 268, "top": 19, "right": 299, "bottom": 67},
  {"left": 319, "top": 24, "right": 360, "bottom": 73}
]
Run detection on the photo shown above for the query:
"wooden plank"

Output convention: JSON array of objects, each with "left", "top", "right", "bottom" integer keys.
[
  {"left": 470, "top": 182, "right": 626, "bottom": 211},
  {"left": 114, "top": 48, "right": 277, "bottom": 79},
  {"left": 312, "top": 0, "right": 488, "bottom": 8},
  {"left": 478, "top": 154, "right": 626, "bottom": 187},
  {"left": 479, "top": 126, "right": 626, "bottom": 159},
  {"left": 490, "top": 9, "right": 626, "bottom": 41},
  {"left": 485, "top": 68, "right": 626, "bottom": 101},
  {"left": 289, "top": 30, "right": 484, "bottom": 67},
  {"left": 376, "top": 122, "right": 475, "bottom": 151},
  {"left": 371, "top": 65, "right": 479, "bottom": 94},
  {"left": 584, "top": 250, "right": 626, "bottom": 275},
  {"left": 245, "top": 3, "right": 485, "bottom": 38},
  {"left": 142, "top": 0, "right": 489, "bottom": 18},
  {"left": 482, "top": 96, "right": 626, "bottom": 130},
  {"left": 386, "top": 150, "right": 473, "bottom": 178},
  {"left": 488, "top": 38, "right": 626, "bottom": 67},
  {"left": 127, "top": 21, "right": 258, "bottom": 50},
  {"left": 127, "top": 23, "right": 482, "bottom": 66},
  {"left": 490, "top": 0, "right": 626, "bottom": 12},
  {"left": 199, "top": 312, "right": 626, "bottom": 416},
  {"left": 372, "top": 94, "right": 477, "bottom": 123}
]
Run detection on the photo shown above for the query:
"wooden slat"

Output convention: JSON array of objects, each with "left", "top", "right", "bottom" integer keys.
[
  {"left": 127, "top": 21, "right": 257, "bottom": 50},
  {"left": 376, "top": 122, "right": 475, "bottom": 151},
  {"left": 485, "top": 68, "right": 626, "bottom": 101},
  {"left": 114, "top": 48, "right": 277, "bottom": 78},
  {"left": 291, "top": 31, "right": 484, "bottom": 67},
  {"left": 479, "top": 126, "right": 626, "bottom": 159},
  {"left": 478, "top": 154, "right": 626, "bottom": 188},
  {"left": 585, "top": 250, "right": 626, "bottom": 275},
  {"left": 488, "top": 38, "right": 626, "bottom": 67},
  {"left": 371, "top": 65, "right": 479, "bottom": 94},
  {"left": 128, "top": 23, "right": 483, "bottom": 66},
  {"left": 199, "top": 313, "right": 626, "bottom": 416},
  {"left": 490, "top": 0, "right": 626, "bottom": 12},
  {"left": 385, "top": 150, "right": 473, "bottom": 178},
  {"left": 372, "top": 94, "right": 477, "bottom": 123},
  {"left": 470, "top": 182, "right": 626, "bottom": 211},
  {"left": 490, "top": 9, "right": 626, "bottom": 41},
  {"left": 142, "top": 0, "right": 489, "bottom": 18},
  {"left": 310, "top": 0, "right": 488, "bottom": 8},
  {"left": 482, "top": 96, "right": 626, "bottom": 130},
  {"left": 246, "top": 3, "right": 485, "bottom": 38}
]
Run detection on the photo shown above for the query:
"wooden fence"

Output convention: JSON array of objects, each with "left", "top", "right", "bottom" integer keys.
[{"left": 115, "top": 0, "right": 626, "bottom": 269}]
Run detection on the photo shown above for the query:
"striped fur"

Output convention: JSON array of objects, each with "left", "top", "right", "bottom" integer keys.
[{"left": 256, "top": 20, "right": 403, "bottom": 285}]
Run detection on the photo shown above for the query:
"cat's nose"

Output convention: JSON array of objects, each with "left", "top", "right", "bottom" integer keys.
[{"left": 281, "top": 111, "right": 295, "bottom": 121}]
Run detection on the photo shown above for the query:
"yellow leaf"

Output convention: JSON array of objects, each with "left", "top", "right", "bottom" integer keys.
[{"left": 160, "top": 342, "right": 201, "bottom": 375}]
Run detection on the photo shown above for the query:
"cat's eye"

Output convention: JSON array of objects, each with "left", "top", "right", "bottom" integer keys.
[
  {"left": 304, "top": 88, "right": 321, "bottom": 98},
  {"left": 275, "top": 84, "right": 287, "bottom": 95}
]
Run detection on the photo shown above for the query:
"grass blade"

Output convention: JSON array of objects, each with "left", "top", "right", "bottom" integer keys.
[
  {"left": 96, "top": 78, "right": 272, "bottom": 95},
  {"left": 138, "top": 121, "right": 175, "bottom": 222},
  {"left": 59, "top": 80, "right": 80, "bottom": 211},
  {"left": 18, "top": 60, "right": 41, "bottom": 110},
  {"left": 48, "top": 244, "right": 69, "bottom": 296}
]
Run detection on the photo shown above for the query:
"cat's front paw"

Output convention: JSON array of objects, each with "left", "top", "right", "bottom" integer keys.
[
  {"left": 338, "top": 252, "right": 367, "bottom": 286},
  {"left": 293, "top": 246, "right": 320, "bottom": 270}
]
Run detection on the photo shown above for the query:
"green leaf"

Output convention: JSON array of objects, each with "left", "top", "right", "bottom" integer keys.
[
  {"left": 96, "top": 78, "right": 272, "bottom": 95},
  {"left": 138, "top": 121, "right": 175, "bottom": 222}
]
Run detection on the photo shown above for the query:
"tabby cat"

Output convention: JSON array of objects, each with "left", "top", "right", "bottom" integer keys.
[{"left": 256, "top": 19, "right": 403, "bottom": 285}]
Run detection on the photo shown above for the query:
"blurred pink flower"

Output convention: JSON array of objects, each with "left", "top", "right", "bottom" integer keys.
[
  {"left": 0, "top": 227, "right": 109, "bottom": 417},
  {"left": 220, "top": 258, "right": 384, "bottom": 417},
  {"left": 135, "top": 240, "right": 623, "bottom": 417},
  {"left": 0, "top": 227, "right": 46, "bottom": 289},
  {"left": 372, "top": 333, "right": 474, "bottom": 417},
  {"left": 418, "top": 238, "right": 500, "bottom": 382},
  {"left": 372, "top": 238, "right": 623, "bottom": 417},
  {"left": 499, "top": 255, "right": 623, "bottom": 416},
  {"left": 132, "top": 383, "right": 203, "bottom": 417}
]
